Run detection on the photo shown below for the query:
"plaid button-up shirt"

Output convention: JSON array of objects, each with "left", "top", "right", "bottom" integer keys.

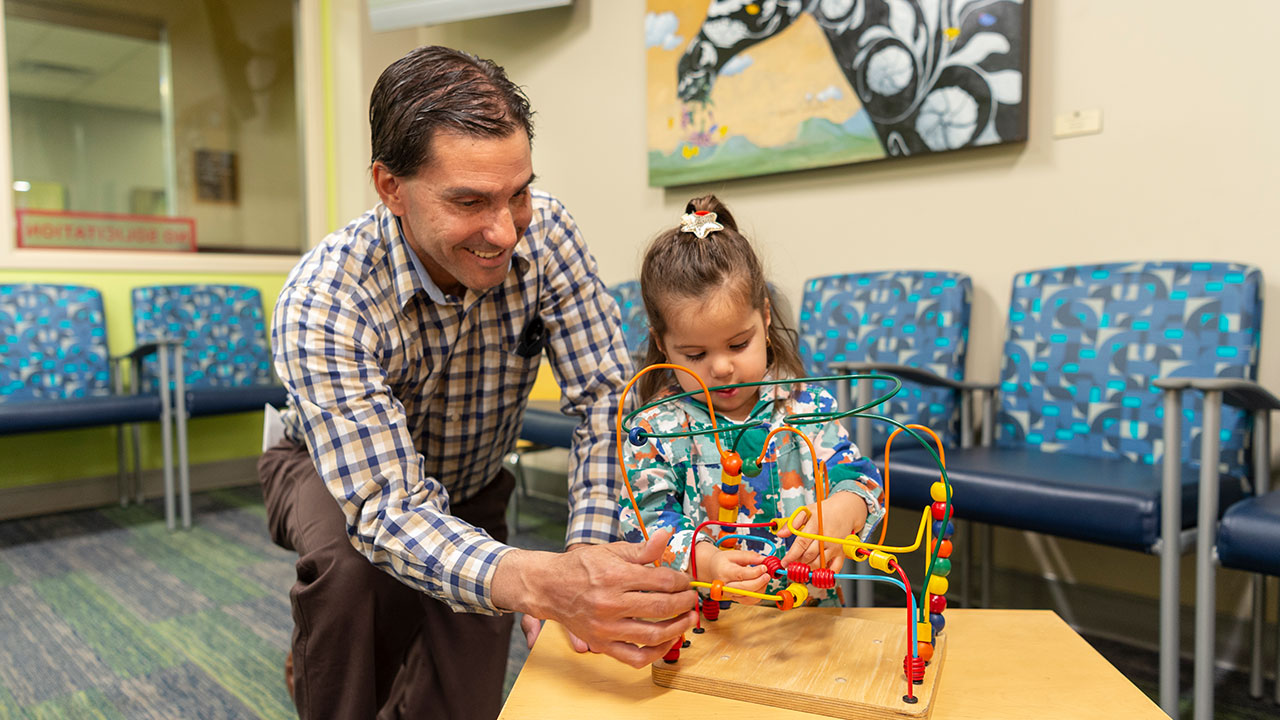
[{"left": 274, "top": 191, "right": 631, "bottom": 613}]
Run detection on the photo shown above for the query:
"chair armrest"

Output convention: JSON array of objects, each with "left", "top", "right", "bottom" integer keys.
[
  {"left": 829, "top": 362, "right": 998, "bottom": 393},
  {"left": 1153, "top": 377, "right": 1280, "bottom": 412}
]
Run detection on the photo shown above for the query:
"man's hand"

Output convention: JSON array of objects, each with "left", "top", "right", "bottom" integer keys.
[
  {"left": 777, "top": 490, "right": 869, "bottom": 570},
  {"left": 493, "top": 529, "right": 698, "bottom": 668}
]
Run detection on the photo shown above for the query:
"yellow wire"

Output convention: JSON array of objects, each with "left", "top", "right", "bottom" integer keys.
[
  {"left": 690, "top": 580, "right": 782, "bottom": 603},
  {"left": 782, "top": 506, "right": 933, "bottom": 555}
]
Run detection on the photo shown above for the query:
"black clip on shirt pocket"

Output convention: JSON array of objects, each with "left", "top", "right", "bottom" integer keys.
[{"left": 514, "top": 316, "right": 545, "bottom": 359}]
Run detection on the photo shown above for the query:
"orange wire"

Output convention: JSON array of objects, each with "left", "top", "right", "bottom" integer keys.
[
  {"left": 879, "top": 424, "right": 945, "bottom": 546},
  {"left": 615, "top": 364, "right": 723, "bottom": 550},
  {"left": 758, "top": 426, "right": 825, "bottom": 564}
]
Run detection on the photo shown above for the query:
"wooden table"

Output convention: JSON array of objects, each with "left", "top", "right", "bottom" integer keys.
[{"left": 499, "top": 609, "right": 1168, "bottom": 720}]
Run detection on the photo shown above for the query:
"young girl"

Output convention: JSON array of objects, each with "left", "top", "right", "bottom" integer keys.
[{"left": 619, "top": 195, "right": 884, "bottom": 607}]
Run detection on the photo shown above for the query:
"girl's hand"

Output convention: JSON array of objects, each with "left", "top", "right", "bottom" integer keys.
[
  {"left": 694, "top": 542, "right": 768, "bottom": 604},
  {"left": 776, "top": 491, "right": 869, "bottom": 571}
]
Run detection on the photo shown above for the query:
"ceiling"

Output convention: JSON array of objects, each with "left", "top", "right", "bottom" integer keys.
[{"left": 5, "top": 16, "right": 161, "bottom": 114}]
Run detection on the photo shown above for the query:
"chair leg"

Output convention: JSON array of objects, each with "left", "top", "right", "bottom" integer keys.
[
  {"left": 1251, "top": 573, "right": 1265, "bottom": 698},
  {"left": 174, "top": 346, "right": 191, "bottom": 530},
  {"left": 131, "top": 423, "right": 143, "bottom": 503},
  {"left": 158, "top": 347, "right": 176, "bottom": 530},
  {"left": 506, "top": 450, "right": 525, "bottom": 534},
  {"left": 1160, "top": 387, "right": 1185, "bottom": 718},
  {"left": 1274, "top": 583, "right": 1279, "bottom": 706},
  {"left": 116, "top": 424, "right": 128, "bottom": 507},
  {"left": 1192, "top": 390, "right": 1223, "bottom": 720}
]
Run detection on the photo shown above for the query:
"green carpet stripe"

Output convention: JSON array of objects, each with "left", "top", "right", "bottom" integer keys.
[
  {"left": 123, "top": 528, "right": 269, "bottom": 606},
  {"left": 0, "top": 560, "right": 16, "bottom": 588},
  {"left": 23, "top": 689, "right": 124, "bottom": 720},
  {"left": 0, "top": 686, "right": 30, "bottom": 720},
  {"left": 31, "top": 572, "right": 180, "bottom": 678},
  {"left": 153, "top": 610, "right": 294, "bottom": 720},
  {"left": 207, "top": 489, "right": 269, "bottom": 516},
  {"left": 100, "top": 505, "right": 161, "bottom": 529}
]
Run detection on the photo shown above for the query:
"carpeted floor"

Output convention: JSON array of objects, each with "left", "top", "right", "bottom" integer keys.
[{"left": 0, "top": 485, "right": 1275, "bottom": 719}]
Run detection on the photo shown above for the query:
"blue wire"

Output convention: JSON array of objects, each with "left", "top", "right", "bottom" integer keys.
[{"left": 768, "top": 569, "right": 920, "bottom": 658}]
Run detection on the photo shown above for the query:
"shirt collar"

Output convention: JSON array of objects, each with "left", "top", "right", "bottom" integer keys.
[{"left": 385, "top": 206, "right": 534, "bottom": 309}]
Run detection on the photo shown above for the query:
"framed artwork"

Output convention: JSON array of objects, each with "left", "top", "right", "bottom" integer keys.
[{"left": 646, "top": 0, "right": 1031, "bottom": 187}]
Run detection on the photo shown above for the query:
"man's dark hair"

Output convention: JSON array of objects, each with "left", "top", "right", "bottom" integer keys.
[{"left": 369, "top": 45, "right": 534, "bottom": 178}]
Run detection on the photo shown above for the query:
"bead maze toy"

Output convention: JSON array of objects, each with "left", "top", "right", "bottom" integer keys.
[{"left": 617, "top": 364, "right": 955, "bottom": 720}]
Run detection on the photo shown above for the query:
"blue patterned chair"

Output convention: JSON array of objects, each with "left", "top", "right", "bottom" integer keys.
[
  {"left": 882, "top": 261, "right": 1263, "bottom": 716},
  {"left": 606, "top": 280, "right": 648, "bottom": 368},
  {"left": 1169, "top": 377, "right": 1280, "bottom": 719},
  {"left": 0, "top": 283, "right": 173, "bottom": 516},
  {"left": 797, "top": 271, "right": 976, "bottom": 455},
  {"left": 131, "top": 284, "right": 286, "bottom": 528}
]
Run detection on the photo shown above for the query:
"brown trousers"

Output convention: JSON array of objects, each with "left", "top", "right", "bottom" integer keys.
[{"left": 259, "top": 440, "right": 515, "bottom": 720}]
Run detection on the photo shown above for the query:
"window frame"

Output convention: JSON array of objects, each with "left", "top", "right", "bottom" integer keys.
[{"left": 0, "top": 0, "right": 325, "bottom": 272}]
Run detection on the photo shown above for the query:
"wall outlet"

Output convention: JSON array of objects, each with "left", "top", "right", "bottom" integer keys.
[{"left": 1054, "top": 109, "right": 1103, "bottom": 138}]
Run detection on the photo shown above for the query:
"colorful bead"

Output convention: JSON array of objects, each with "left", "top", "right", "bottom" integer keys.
[
  {"left": 903, "top": 653, "right": 926, "bottom": 682},
  {"left": 917, "top": 641, "right": 935, "bottom": 662},
  {"left": 786, "top": 582, "right": 809, "bottom": 606},
  {"left": 627, "top": 426, "right": 646, "bottom": 446},
  {"left": 868, "top": 549, "right": 897, "bottom": 573},
  {"left": 777, "top": 589, "right": 795, "bottom": 611},
  {"left": 931, "top": 501, "right": 949, "bottom": 521},
  {"left": 762, "top": 555, "right": 783, "bottom": 576},
  {"left": 717, "top": 491, "right": 739, "bottom": 509},
  {"left": 930, "top": 612, "right": 946, "bottom": 635},
  {"left": 721, "top": 452, "right": 742, "bottom": 476},
  {"left": 701, "top": 596, "right": 720, "bottom": 621},
  {"left": 936, "top": 539, "right": 953, "bottom": 559},
  {"left": 786, "top": 563, "right": 811, "bottom": 584},
  {"left": 931, "top": 520, "right": 955, "bottom": 539},
  {"left": 709, "top": 580, "right": 725, "bottom": 601},
  {"left": 916, "top": 621, "right": 932, "bottom": 643},
  {"left": 929, "top": 593, "right": 947, "bottom": 614},
  {"left": 844, "top": 536, "right": 867, "bottom": 560},
  {"left": 811, "top": 567, "right": 836, "bottom": 589},
  {"left": 663, "top": 637, "right": 682, "bottom": 663},
  {"left": 741, "top": 458, "right": 761, "bottom": 477},
  {"left": 927, "top": 575, "right": 949, "bottom": 596},
  {"left": 719, "top": 482, "right": 740, "bottom": 494},
  {"left": 929, "top": 481, "right": 948, "bottom": 503},
  {"left": 932, "top": 558, "right": 951, "bottom": 577}
]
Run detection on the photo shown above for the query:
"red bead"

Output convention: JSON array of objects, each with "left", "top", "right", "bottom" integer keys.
[
  {"left": 811, "top": 567, "right": 836, "bottom": 589},
  {"left": 786, "top": 563, "right": 811, "bottom": 583},
  {"left": 762, "top": 555, "right": 783, "bottom": 576},
  {"left": 929, "top": 593, "right": 947, "bottom": 614},
  {"left": 701, "top": 596, "right": 720, "bottom": 621},
  {"left": 937, "top": 539, "right": 953, "bottom": 559},
  {"left": 903, "top": 653, "right": 926, "bottom": 682},
  {"left": 721, "top": 452, "right": 742, "bottom": 476},
  {"left": 931, "top": 502, "right": 949, "bottom": 521},
  {"left": 663, "top": 638, "right": 682, "bottom": 663}
]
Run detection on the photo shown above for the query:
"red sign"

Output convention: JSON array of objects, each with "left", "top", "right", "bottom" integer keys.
[{"left": 16, "top": 209, "right": 196, "bottom": 252}]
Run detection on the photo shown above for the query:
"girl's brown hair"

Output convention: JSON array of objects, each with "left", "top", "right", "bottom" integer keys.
[{"left": 637, "top": 194, "right": 804, "bottom": 402}]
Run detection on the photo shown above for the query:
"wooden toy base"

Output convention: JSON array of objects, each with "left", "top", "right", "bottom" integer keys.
[{"left": 652, "top": 604, "right": 947, "bottom": 719}]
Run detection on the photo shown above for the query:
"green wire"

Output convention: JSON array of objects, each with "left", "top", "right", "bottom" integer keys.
[{"left": 620, "top": 372, "right": 952, "bottom": 624}]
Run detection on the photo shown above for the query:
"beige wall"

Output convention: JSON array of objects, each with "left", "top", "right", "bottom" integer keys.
[
  {"left": 330, "top": 0, "right": 1278, "bottom": 611},
  {"left": 353, "top": 0, "right": 1279, "bottom": 390}
]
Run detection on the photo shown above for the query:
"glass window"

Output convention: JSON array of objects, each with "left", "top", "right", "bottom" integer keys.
[{"left": 5, "top": 0, "right": 302, "bottom": 254}]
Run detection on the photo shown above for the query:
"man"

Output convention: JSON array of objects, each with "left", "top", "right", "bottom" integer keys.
[{"left": 259, "top": 45, "right": 697, "bottom": 720}]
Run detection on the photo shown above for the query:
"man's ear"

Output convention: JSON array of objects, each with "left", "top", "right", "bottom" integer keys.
[{"left": 372, "top": 162, "right": 406, "bottom": 216}]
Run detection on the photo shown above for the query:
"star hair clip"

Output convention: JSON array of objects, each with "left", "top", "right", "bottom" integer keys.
[{"left": 680, "top": 210, "right": 724, "bottom": 239}]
